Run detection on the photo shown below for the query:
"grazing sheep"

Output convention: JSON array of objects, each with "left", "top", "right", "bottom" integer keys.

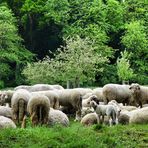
[
  {"left": 0, "top": 105, "right": 12, "bottom": 119},
  {"left": 92, "top": 87, "right": 104, "bottom": 102},
  {"left": 31, "top": 91, "right": 59, "bottom": 109},
  {"left": 81, "top": 112, "right": 109, "bottom": 126},
  {"left": 81, "top": 107, "right": 94, "bottom": 117},
  {"left": 119, "top": 105, "right": 137, "bottom": 111},
  {"left": 14, "top": 84, "right": 64, "bottom": 92},
  {"left": 11, "top": 89, "right": 31, "bottom": 124},
  {"left": 14, "top": 85, "right": 31, "bottom": 91},
  {"left": 81, "top": 113, "right": 98, "bottom": 126},
  {"left": 129, "top": 83, "right": 148, "bottom": 108},
  {"left": 55, "top": 89, "right": 82, "bottom": 121},
  {"left": 82, "top": 95, "right": 99, "bottom": 107},
  {"left": 90, "top": 100, "right": 118, "bottom": 126},
  {"left": 129, "top": 107, "right": 148, "bottom": 124},
  {"left": 73, "top": 88, "right": 93, "bottom": 97},
  {"left": 48, "top": 108, "right": 69, "bottom": 126},
  {"left": 118, "top": 114, "right": 130, "bottom": 125},
  {"left": 27, "top": 94, "right": 50, "bottom": 126},
  {"left": 0, "top": 116, "right": 16, "bottom": 129},
  {"left": 0, "top": 90, "right": 14, "bottom": 106},
  {"left": 102, "top": 84, "right": 131, "bottom": 105}
]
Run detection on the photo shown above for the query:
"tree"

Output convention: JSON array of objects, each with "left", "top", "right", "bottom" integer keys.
[
  {"left": 121, "top": 21, "right": 148, "bottom": 84},
  {"left": 0, "top": 5, "right": 33, "bottom": 87},
  {"left": 23, "top": 36, "right": 108, "bottom": 87},
  {"left": 117, "top": 50, "right": 134, "bottom": 84}
]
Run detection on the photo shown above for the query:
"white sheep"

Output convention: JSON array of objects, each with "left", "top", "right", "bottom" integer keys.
[
  {"left": 82, "top": 95, "right": 98, "bottom": 108},
  {"left": 102, "top": 84, "right": 131, "bottom": 105},
  {"left": 81, "top": 107, "right": 95, "bottom": 117},
  {"left": 129, "top": 83, "right": 148, "bottom": 107},
  {"left": 0, "top": 116, "right": 16, "bottom": 129},
  {"left": 11, "top": 89, "right": 31, "bottom": 124},
  {"left": 31, "top": 90, "right": 59, "bottom": 109},
  {"left": 14, "top": 84, "right": 64, "bottom": 92},
  {"left": 92, "top": 87, "right": 104, "bottom": 102},
  {"left": 0, "top": 105, "right": 12, "bottom": 119},
  {"left": 27, "top": 94, "right": 50, "bottom": 126},
  {"left": 81, "top": 112, "right": 110, "bottom": 126},
  {"left": 129, "top": 107, "right": 148, "bottom": 124},
  {"left": 90, "top": 100, "right": 118, "bottom": 126},
  {"left": 0, "top": 90, "right": 14, "bottom": 106},
  {"left": 48, "top": 108, "right": 69, "bottom": 127},
  {"left": 81, "top": 113, "right": 98, "bottom": 126},
  {"left": 54, "top": 89, "right": 82, "bottom": 121},
  {"left": 73, "top": 88, "right": 93, "bottom": 97}
]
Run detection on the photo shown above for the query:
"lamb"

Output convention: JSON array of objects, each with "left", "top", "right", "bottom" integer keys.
[
  {"left": 48, "top": 108, "right": 69, "bottom": 127},
  {"left": 90, "top": 100, "right": 118, "bottom": 126},
  {"left": 102, "top": 84, "right": 131, "bottom": 105},
  {"left": 0, "top": 116, "right": 16, "bottom": 129},
  {"left": 0, "top": 90, "right": 14, "bottom": 106},
  {"left": 54, "top": 89, "right": 82, "bottom": 121},
  {"left": 129, "top": 83, "right": 148, "bottom": 108},
  {"left": 0, "top": 105, "right": 12, "bottom": 119},
  {"left": 27, "top": 94, "right": 50, "bottom": 126},
  {"left": 31, "top": 90, "right": 59, "bottom": 109},
  {"left": 11, "top": 89, "right": 31, "bottom": 124}
]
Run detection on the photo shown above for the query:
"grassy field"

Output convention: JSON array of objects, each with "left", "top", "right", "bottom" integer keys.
[{"left": 0, "top": 120, "right": 148, "bottom": 148}]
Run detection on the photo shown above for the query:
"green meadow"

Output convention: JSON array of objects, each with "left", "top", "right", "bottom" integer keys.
[{"left": 0, "top": 120, "right": 148, "bottom": 148}]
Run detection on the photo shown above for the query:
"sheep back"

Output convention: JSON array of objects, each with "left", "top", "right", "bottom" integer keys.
[
  {"left": 102, "top": 84, "right": 131, "bottom": 104},
  {"left": 48, "top": 108, "right": 69, "bottom": 126},
  {"left": 0, "top": 116, "right": 16, "bottom": 129}
]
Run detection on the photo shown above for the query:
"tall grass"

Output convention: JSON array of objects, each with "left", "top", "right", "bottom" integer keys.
[{"left": 0, "top": 121, "right": 148, "bottom": 148}]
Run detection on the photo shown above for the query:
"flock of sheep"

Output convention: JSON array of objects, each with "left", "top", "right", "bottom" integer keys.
[{"left": 0, "top": 83, "right": 148, "bottom": 129}]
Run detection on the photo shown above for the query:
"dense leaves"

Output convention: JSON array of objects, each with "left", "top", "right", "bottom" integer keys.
[
  {"left": 0, "top": 0, "right": 147, "bottom": 87},
  {"left": 0, "top": 5, "right": 33, "bottom": 88}
]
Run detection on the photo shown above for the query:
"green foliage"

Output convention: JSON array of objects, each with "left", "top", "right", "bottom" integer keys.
[
  {"left": 0, "top": 122, "right": 148, "bottom": 148},
  {"left": 0, "top": 5, "right": 33, "bottom": 86},
  {"left": 121, "top": 21, "right": 148, "bottom": 84},
  {"left": 117, "top": 50, "right": 134, "bottom": 82},
  {"left": 44, "top": 0, "right": 70, "bottom": 24}
]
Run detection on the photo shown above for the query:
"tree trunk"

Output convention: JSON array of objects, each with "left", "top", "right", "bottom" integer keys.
[{"left": 67, "top": 80, "right": 70, "bottom": 89}]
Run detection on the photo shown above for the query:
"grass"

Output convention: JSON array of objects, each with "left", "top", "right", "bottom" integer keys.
[{"left": 0, "top": 120, "right": 148, "bottom": 148}]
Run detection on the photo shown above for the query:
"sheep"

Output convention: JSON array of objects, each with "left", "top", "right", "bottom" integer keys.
[
  {"left": 54, "top": 89, "right": 82, "bottom": 121},
  {"left": 14, "top": 84, "right": 64, "bottom": 92},
  {"left": 129, "top": 83, "right": 148, "bottom": 108},
  {"left": 81, "top": 112, "right": 110, "bottom": 126},
  {"left": 31, "top": 90, "right": 59, "bottom": 109},
  {"left": 73, "top": 88, "right": 93, "bottom": 97},
  {"left": 0, "top": 105, "right": 12, "bottom": 119},
  {"left": 102, "top": 84, "right": 131, "bottom": 105},
  {"left": 48, "top": 108, "right": 69, "bottom": 127},
  {"left": 0, "top": 116, "right": 16, "bottom": 129},
  {"left": 129, "top": 107, "right": 148, "bottom": 124},
  {"left": 92, "top": 87, "right": 104, "bottom": 102},
  {"left": 0, "top": 90, "right": 14, "bottom": 106},
  {"left": 27, "top": 94, "right": 50, "bottom": 126},
  {"left": 82, "top": 95, "right": 99, "bottom": 108},
  {"left": 81, "top": 107, "right": 95, "bottom": 117},
  {"left": 90, "top": 100, "right": 118, "bottom": 126},
  {"left": 81, "top": 113, "right": 98, "bottom": 126},
  {"left": 11, "top": 89, "right": 31, "bottom": 125}
]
